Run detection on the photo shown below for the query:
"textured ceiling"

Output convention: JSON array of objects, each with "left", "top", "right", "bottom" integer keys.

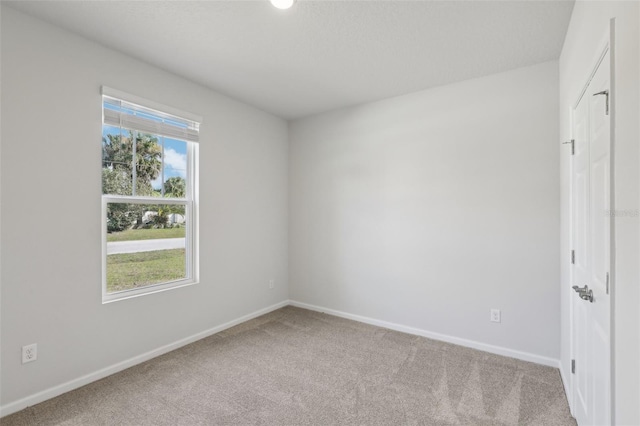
[{"left": 6, "top": 1, "right": 574, "bottom": 119}]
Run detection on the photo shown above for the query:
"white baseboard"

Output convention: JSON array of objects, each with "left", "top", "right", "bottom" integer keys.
[
  {"left": 0, "top": 300, "right": 289, "bottom": 418},
  {"left": 289, "top": 300, "right": 561, "bottom": 369}
]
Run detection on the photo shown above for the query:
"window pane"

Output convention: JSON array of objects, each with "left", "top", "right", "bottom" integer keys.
[
  {"left": 134, "top": 132, "right": 162, "bottom": 197},
  {"left": 162, "top": 138, "right": 188, "bottom": 198},
  {"left": 106, "top": 202, "right": 187, "bottom": 293},
  {"left": 102, "top": 125, "right": 132, "bottom": 196},
  {"left": 102, "top": 126, "right": 164, "bottom": 197}
]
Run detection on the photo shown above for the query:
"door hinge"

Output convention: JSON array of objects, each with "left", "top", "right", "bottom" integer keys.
[
  {"left": 606, "top": 272, "right": 609, "bottom": 295},
  {"left": 571, "top": 250, "right": 575, "bottom": 264},
  {"left": 571, "top": 359, "right": 576, "bottom": 374},
  {"left": 563, "top": 139, "right": 575, "bottom": 155},
  {"left": 593, "top": 90, "right": 609, "bottom": 115}
]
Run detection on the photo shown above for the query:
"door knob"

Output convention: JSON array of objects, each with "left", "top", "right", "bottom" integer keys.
[{"left": 572, "top": 285, "right": 594, "bottom": 303}]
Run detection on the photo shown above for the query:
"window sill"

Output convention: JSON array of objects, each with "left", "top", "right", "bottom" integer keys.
[{"left": 102, "top": 278, "right": 198, "bottom": 304}]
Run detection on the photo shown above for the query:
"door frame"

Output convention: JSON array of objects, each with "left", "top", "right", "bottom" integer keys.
[{"left": 568, "top": 19, "right": 616, "bottom": 425}]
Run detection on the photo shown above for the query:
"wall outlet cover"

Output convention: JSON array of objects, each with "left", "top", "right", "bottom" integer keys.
[{"left": 22, "top": 343, "right": 38, "bottom": 364}]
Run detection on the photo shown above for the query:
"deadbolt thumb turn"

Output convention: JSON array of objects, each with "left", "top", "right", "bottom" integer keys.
[{"left": 573, "top": 285, "right": 594, "bottom": 303}]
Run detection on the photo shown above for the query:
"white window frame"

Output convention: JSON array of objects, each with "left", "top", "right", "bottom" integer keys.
[{"left": 101, "top": 87, "right": 200, "bottom": 303}]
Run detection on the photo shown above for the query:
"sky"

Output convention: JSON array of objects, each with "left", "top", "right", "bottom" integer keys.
[{"left": 102, "top": 124, "right": 187, "bottom": 192}]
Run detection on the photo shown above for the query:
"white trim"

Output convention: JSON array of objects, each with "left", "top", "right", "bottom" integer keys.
[
  {"left": 567, "top": 98, "right": 575, "bottom": 417},
  {"left": 191, "top": 143, "right": 200, "bottom": 284},
  {"left": 102, "top": 279, "right": 198, "bottom": 304},
  {"left": 0, "top": 300, "right": 289, "bottom": 418},
  {"left": 607, "top": 19, "right": 616, "bottom": 426},
  {"left": 101, "top": 86, "right": 203, "bottom": 124},
  {"left": 559, "top": 363, "right": 572, "bottom": 409},
  {"left": 289, "top": 300, "right": 561, "bottom": 368}
]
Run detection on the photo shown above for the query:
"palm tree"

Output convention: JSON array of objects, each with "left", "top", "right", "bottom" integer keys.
[
  {"left": 102, "top": 131, "right": 162, "bottom": 196},
  {"left": 163, "top": 176, "right": 186, "bottom": 198}
]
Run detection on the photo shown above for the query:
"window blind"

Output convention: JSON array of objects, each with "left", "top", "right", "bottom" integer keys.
[{"left": 102, "top": 89, "right": 201, "bottom": 142}]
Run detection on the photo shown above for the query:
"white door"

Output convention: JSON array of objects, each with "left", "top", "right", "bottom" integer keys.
[{"left": 570, "top": 48, "right": 611, "bottom": 426}]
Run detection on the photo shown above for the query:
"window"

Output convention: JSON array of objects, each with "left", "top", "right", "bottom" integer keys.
[{"left": 101, "top": 87, "right": 200, "bottom": 303}]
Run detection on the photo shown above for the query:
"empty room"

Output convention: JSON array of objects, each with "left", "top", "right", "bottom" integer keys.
[{"left": 1, "top": 1, "right": 638, "bottom": 425}]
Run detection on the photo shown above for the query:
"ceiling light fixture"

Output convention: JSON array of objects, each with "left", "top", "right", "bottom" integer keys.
[{"left": 270, "top": 0, "right": 295, "bottom": 10}]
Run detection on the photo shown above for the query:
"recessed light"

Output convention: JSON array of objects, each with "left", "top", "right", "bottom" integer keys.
[{"left": 270, "top": 0, "right": 295, "bottom": 10}]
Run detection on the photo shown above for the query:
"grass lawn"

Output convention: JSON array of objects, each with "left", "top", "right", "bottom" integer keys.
[
  {"left": 107, "top": 249, "right": 185, "bottom": 293},
  {"left": 107, "top": 227, "right": 185, "bottom": 242}
]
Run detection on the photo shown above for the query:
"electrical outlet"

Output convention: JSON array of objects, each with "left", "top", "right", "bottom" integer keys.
[
  {"left": 22, "top": 343, "right": 37, "bottom": 364},
  {"left": 269, "top": 279, "right": 275, "bottom": 290},
  {"left": 490, "top": 309, "right": 501, "bottom": 323}
]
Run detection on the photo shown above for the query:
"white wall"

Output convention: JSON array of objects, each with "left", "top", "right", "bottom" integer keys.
[
  {"left": 289, "top": 62, "right": 560, "bottom": 361},
  {"left": 559, "top": 1, "right": 639, "bottom": 424},
  {"left": 0, "top": 7, "right": 289, "bottom": 410}
]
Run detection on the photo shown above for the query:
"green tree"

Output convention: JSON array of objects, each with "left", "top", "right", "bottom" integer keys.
[
  {"left": 106, "top": 204, "right": 137, "bottom": 233},
  {"left": 102, "top": 168, "right": 132, "bottom": 196},
  {"left": 152, "top": 207, "right": 170, "bottom": 228},
  {"left": 163, "top": 176, "right": 186, "bottom": 198},
  {"left": 102, "top": 131, "right": 162, "bottom": 196}
]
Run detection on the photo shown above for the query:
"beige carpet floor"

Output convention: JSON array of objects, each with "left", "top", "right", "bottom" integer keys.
[{"left": 2, "top": 306, "right": 576, "bottom": 425}]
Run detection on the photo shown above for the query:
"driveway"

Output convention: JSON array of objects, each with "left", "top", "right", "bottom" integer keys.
[{"left": 107, "top": 238, "right": 185, "bottom": 255}]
